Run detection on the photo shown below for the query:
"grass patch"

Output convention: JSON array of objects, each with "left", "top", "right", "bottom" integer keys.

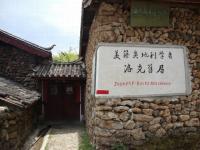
[{"left": 79, "top": 130, "right": 95, "bottom": 150}]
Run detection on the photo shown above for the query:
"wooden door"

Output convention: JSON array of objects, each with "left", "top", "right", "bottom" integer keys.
[
  {"left": 45, "top": 83, "right": 63, "bottom": 120},
  {"left": 45, "top": 82, "right": 80, "bottom": 120},
  {"left": 62, "top": 83, "right": 80, "bottom": 120}
]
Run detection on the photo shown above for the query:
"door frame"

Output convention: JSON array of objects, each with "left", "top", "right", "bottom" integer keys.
[{"left": 41, "top": 80, "right": 82, "bottom": 121}]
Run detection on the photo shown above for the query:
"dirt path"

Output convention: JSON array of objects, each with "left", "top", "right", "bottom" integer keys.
[{"left": 41, "top": 122, "right": 83, "bottom": 150}]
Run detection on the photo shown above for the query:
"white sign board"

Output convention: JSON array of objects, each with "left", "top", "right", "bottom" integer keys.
[{"left": 92, "top": 43, "right": 191, "bottom": 98}]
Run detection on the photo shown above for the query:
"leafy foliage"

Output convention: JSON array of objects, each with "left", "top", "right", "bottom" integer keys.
[{"left": 53, "top": 49, "right": 78, "bottom": 62}]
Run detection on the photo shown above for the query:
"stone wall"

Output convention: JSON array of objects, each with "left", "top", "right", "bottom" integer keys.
[
  {"left": 0, "top": 104, "right": 39, "bottom": 150},
  {"left": 0, "top": 41, "right": 50, "bottom": 89},
  {"left": 84, "top": 2, "right": 200, "bottom": 149}
]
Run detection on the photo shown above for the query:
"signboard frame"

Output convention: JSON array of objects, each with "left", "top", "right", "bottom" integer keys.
[
  {"left": 92, "top": 43, "right": 191, "bottom": 99},
  {"left": 130, "top": 0, "right": 169, "bottom": 27}
]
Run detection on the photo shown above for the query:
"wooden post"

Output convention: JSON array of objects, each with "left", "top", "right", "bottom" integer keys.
[{"left": 42, "top": 80, "right": 48, "bottom": 118}]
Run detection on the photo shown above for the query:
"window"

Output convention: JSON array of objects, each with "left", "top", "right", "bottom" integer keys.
[
  {"left": 65, "top": 86, "right": 73, "bottom": 95},
  {"left": 49, "top": 85, "right": 58, "bottom": 95}
]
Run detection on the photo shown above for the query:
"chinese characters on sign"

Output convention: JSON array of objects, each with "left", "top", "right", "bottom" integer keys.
[
  {"left": 93, "top": 43, "right": 191, "bottom": 98},
  {"left": 113, "top": 50, "right": 172, "bottom": 74}
]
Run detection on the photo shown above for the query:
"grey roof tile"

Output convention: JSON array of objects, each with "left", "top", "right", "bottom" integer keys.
[
  {"left": 33, "top": 61, "right": 86, "bottom": 79},
  {"left": 0, "top": 77, "right": 40, "bottom": 108}
]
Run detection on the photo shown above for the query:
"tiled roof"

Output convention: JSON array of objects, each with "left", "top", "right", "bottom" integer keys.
[
  {"left": 0, "top": 77, "right": 40, "bottom": 108},
  {"left": 32, "top": 61, "right": 86, "bottom": 79},
  {"left": 0, "top": 29, "right": 52, "bottom": 58}
]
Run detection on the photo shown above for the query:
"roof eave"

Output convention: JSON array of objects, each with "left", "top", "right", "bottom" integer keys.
[{"left": 0, "top": 30, "right": 52, "bottom": 58}]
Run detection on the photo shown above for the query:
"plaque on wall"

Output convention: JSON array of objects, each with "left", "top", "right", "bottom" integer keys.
[
  {"left": 130, "top": 1, "right": 169, "bottom": 27},
  {"left": 92, "top": 43, "right": 191, "bottom": 98}
]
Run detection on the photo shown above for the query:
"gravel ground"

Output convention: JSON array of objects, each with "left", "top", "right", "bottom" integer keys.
[{"left": 44, "top": 122, "right": 84, "bottom": 150}]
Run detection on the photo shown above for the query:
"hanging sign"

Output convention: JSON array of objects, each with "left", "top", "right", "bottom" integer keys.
[{"left": 92, "top": 43, "right": 191, "bottom": 98}]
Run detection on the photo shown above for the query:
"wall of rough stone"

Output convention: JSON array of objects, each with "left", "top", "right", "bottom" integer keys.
[
  {"left": 0, "top": 42, "right": 50, "bottom": 89},
  {"left": 0, "top": 104, "right": 38, "bottom": 150},
  {"left": 84, "top": 2, "right": 200, "bottom": 149}
]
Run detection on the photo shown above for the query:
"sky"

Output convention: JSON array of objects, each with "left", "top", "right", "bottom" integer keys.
[{"left": 0, "top": 0, "right": 82, "bottom": 55}]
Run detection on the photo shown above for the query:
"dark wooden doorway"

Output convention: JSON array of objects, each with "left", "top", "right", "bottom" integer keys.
[{"left": 44, "top": 81, "right": 80, "bottom": 120}]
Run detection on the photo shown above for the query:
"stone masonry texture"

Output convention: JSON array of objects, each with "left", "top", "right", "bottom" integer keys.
[
  {"left": 0, "top": 41, "right": 50, "bottom": 89},
  {"left": 0, "top": 104, "right": 39, "bottom": 150},
  {"left": 0, "top": 37, "right": 47, "bottom": 149},
  {"left": 84, "top": 2, "right": 200, "bottom": 149}
]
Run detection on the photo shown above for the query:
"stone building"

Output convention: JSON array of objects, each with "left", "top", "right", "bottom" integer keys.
[
  {"left": 80, "top": 0, "right": 200, "bottom": 149},
  {"left": 0, "top": 29, "right": 53, "bottom": 150},
  {"left": 0, "top": 77, "right": 40, "bottom": 150},
  {"left": 0, "top": 29, "right": 86, "bottom": 123},
  {"left": 0, "top": 29, "right": 52, "bottom": 89}
]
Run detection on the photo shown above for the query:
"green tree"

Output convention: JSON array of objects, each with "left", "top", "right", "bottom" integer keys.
[{"left": 53, "top": 49, "right": 79, "bottom": 62}]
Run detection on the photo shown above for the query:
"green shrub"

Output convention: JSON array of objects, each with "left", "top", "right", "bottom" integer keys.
[{"left": 111, "top": 143, "right": 128, "bottom": 150}]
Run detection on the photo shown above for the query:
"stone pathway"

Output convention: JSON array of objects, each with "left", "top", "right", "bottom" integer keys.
[{"left": 42, "top": 122, "right": 84, "bottom": 150}]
